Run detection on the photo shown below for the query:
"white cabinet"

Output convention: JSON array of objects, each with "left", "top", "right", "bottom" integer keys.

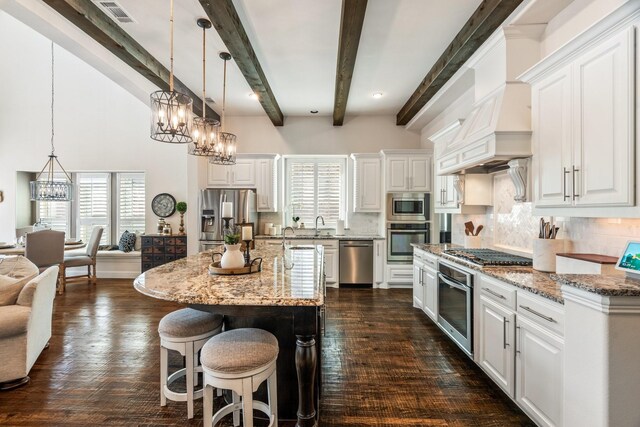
[
  {"left": 435, "top": 175, "right": 458, "bottom": 209},
  {"left": 322, "top": 241, "right": 339, "bottom": 285},
  {"left": 524, "top": 26, "right": 635, "bottom": 209},
  {"left": 351, "top": 154, "right": 382, "bottom": 212},
  {"left": 207, "top": 158, "right": 256, "bottom": 187},
  {"left": 478, "top": 295, "right": 515, "bottom": 397},
  {"left": 383, "top": 151, "right": 432, "bottom": 192},
  {"left": 516, "top": 316, "right": 564, "bottom": 427},
  {"left": 374, "top": 240, "right": 385, "bottom": 285},
  {"left": 255, "top": 156, "right": 279, "bottom": 212},
  {"left": 412, "top": 259, "right": 424, "bottom": 309},
  {"left": 422, "top": 263, "right": 437, "bottom": 321}
]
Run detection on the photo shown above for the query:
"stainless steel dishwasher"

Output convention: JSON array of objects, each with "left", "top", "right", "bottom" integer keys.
[{"left": 339, "top": 240, "right": 374, "bottom": 287}]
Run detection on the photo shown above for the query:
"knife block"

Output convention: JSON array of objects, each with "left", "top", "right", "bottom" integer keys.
[{"left": 533, "top": 239, "right": 565, "bottom": 272}]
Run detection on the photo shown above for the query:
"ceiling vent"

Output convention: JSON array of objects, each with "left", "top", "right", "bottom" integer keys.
[{"left": 97, "top": 1, "right": 135, "bottom": 23}]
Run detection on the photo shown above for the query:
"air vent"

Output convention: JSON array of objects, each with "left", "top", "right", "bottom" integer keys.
[{"left": 97, "top": 1, "right": 135, "bottom": 23}]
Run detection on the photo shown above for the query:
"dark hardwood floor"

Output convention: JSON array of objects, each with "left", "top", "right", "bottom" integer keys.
[{"left": 0, "top": 280, "right": 534, "bottom": 426}]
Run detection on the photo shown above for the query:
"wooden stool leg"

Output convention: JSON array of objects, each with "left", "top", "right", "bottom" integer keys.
[
  {"left": 203, "top": 382, "right": 214, "bottom": 427},
  {"left": 91, "top": 260, "right": 97, "bottom": 284},
  {"left": 268, "top": 370, "right": 278, "bottom": 425},
  {"left": 186, "top": 341, "right": 195, "bottom": 419},
  {"left": 232, "top": 391, "right": 240, "bottom": 427},
  {"left": 160, "top": 345, "right": 168, "bottom": 406},
  {"left": 241, "top": 377, "right": 254, "bottom": 427},
  {"left": 193, "top": 351, "right": 199, "bottom": 386}
]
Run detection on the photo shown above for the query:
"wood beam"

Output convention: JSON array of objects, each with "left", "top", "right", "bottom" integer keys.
[
  {"left": 333, "top": 0, "right": 368, "bottom": 126},
  {"left": 42, "top": 0, "right": 219, "bottom": 121},
  {"left": 396, "top": 0, "right": 524, "bottom": 126},
  {"left": 199, "top": 0, "right": 284, "bottom": 126}
]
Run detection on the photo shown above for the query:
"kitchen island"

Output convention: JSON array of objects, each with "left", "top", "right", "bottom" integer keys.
[{"left": 134, "top": 243, "right": 324, "bottom": 426}]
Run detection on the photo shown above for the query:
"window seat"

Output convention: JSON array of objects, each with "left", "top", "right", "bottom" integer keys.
[{"left": 65, "top": 249, "right": 141, "bottom": 279}]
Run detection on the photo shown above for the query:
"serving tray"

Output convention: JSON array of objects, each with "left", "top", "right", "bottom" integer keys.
[{"left": 208, "top": 255, "right": 263, "bottom": 276}]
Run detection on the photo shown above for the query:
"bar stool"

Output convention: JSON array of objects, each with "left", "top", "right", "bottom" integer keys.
[
  {"left": 158, "top": 308, "right": 224, "bottom": 419},
  {"left": 202, "top": 328, "right": 279, "bottom": 427}
]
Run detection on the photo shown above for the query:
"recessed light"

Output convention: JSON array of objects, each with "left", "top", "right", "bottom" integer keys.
[
  {"left": 249, "top": 93, "right": 259, "bottom": 100},
  {"left": 310, "top": 110, "right": 318, "bottom": 114},
  {"left": 372, "top": 92, "right": 383, "bottom": 99}
]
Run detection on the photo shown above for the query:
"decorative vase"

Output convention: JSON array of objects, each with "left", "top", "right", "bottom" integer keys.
[
  {"left": 221, "top": 244, "right": 245, "bottom": 269},
  {"left": 178, "top": 213, "right": 185, "bottom": 235}
]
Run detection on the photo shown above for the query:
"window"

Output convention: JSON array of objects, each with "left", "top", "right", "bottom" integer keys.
[
  {"left": 116, "top": 173, "right": 146, "bottom": 237},
  {"left": 76, "top": 173, "right": 111, "bottom": 244},
  {"left": 284, "top": 157, "right": 346, "bottom": 228}
]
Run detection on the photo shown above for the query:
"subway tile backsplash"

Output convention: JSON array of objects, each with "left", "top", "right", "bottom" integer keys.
[{"left": 452, "top": 171, "right": 637, "bottom": 258}]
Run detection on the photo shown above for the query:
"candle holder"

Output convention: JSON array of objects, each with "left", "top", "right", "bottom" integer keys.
[
  {"left": 244, "top": 240, "right": 252, "bottom": 265},
  {"left": 222, "top": 217, "right": 233, "bottom": 252}
]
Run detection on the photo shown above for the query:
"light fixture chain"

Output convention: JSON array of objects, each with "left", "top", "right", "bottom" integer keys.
[
  {"left": 169, "top": 0, "right": 174, "bottom": 92},
  {"left": 202, "top": 24, "right": 206, "bottom": 118},
  {"left": 50, "top": 41, "right": 55, "bottom": 156},
  {"left": 222, "top": 57, "right": 227, "bottom": 131}
]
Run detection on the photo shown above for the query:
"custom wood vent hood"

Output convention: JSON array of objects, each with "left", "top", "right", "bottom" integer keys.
[{"left": 436, "top": 26, "right": 543, "bottom": 178}]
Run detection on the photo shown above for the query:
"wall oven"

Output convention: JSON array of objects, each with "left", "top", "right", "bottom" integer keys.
[
  {"left": 386, "top": 222, "right": 430, "bottom": 263},
  {"left": 386, "top": 193, "right": 430, "bottom": 222},
  {"left": 437, "top": 260, "right": 473, "bottom": 356}
]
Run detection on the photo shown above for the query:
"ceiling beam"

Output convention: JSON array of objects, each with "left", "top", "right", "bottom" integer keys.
[
  {"left": 333, "top": 0, "right": 368, "bottom": 126},
  {"left": 396, "top": 0, "right": 524, "bottom": 126},
  {"left": 199, "top": 0, "right": 284, "bottom": 126},
  {"left": 42, "top": 0, "right": 219, "bottom": 121}
]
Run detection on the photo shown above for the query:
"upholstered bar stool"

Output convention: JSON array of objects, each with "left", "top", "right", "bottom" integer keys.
[
  {"left": 158, "top": 308, "right": 224, "bottom": 419},
  {"left": 202, "top": 328, "right": 279, "bottom": 427}
]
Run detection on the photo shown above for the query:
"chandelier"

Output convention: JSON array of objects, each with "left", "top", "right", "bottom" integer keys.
[
  {"left": 30, "top": 42, "right": 73, "bottom": 202},
  {"left": 150, "top": 0, "right": 193, "bottom": 143},
  {"left": 189, "top": 18, "right": 220, "bottom": 157},
  {"left": 209, "top": 52, "right": 237, "bottom": 165}
]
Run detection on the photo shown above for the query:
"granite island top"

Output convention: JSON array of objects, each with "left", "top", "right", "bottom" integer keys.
[
  {"left": 134, "top": 244, "right": 324, "bottom": 307},
  {"left": 413, "top": 243, "right": 640, "bottom": 304},
  {"left": 255, "top": 234, "right": 384, "bottom": 241}
]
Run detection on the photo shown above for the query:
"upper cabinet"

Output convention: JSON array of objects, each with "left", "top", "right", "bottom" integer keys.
[
  {"left": 255, "top": 155, "right": 280, "bottom": 212},
  {"left": 382, "top": 150, "right": 432, "bottom": 193},
  {"left": 351, "top": 153, "right": 382, "bottom": 212},
  {"left": 207, "top": 158, "right": 256, "bottom": 187},
  {"left": 521, "top": 23, "right": 636, "bottom": 210}
]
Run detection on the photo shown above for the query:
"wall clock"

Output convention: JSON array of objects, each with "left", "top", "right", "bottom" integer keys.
[{"left": 151, "top": 193, "right": 176, "bottom": 218}]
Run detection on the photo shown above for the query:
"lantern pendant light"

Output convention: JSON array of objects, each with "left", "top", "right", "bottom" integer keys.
[
  {"left": 189, "top": 18, "right": 220, "bottom": 157},
  {"left": 30, "top": 42, "right": 73, "bottom": 202},
  {"left": 150, "top": 0, "right": 193, "bottom": 143},
  {"left": 209, "top": 52, "right": 237, "bottom": 165}
]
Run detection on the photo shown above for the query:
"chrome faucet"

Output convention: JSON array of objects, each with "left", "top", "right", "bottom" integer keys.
[
  {"left": 314, "top": 215, "right": 325, "bottom": 237},
  {"left": 282, "top": 226, "right": 295, "bottom": 248}
]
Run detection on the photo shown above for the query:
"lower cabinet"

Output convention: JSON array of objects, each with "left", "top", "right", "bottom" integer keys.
[
  {"left": 516, "top": 316, "right": 564, "bottom": 427},
  {"left": 478, "top": 295, "right": 516, "bottom": 397},
  {"left": 422, "top": 265, "right": 437, "bottom": 321},
  {"left": 322, "top": 241, "right": 339, "bottom": 285},
  {"left": 374, "top": 240, "right": 385, "bottom": 284},
  {"left": 412, "top": 259, "right": 425, "bottom": 309}
]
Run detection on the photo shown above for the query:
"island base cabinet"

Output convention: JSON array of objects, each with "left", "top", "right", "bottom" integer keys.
[
  {"left": 423, "top": 266, "right": 437, "bottom": 321},
  {"left": 516, "top": 316, "right": 564, "bottom": 427},
  {"left": 412, "top": 262, "right": 424, "bottom": 309},
  {"left": 478, "top": 296, "right": 515, "bottom": 398}
]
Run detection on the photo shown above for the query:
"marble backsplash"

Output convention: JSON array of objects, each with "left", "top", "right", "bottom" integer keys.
[
  {"left": 257, "top": 211, "right": 380, "bottom": 236},
  {"left": 452, "top": 171, "right": 638, "bottom": 258}
]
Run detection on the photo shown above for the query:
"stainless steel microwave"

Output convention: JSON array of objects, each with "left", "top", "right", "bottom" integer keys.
[{"left": 386, "top": 193, "right": 430, "bottom": 222}]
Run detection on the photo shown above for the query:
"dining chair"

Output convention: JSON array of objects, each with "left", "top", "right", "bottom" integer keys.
[
  {"left": 24, "top": 230, "right": 65, "bottom": 274},
  {"left": 59, "top": 227, "right": 103, "bottom": 294}
]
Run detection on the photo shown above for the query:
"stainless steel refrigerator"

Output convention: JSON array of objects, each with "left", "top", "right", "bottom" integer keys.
[{"left": 199, "top": 189, "right": 257, "bottom": 252}]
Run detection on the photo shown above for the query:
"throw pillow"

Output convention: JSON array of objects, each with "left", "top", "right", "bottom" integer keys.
[
  {"left": 118, "top": 231, "right": 136, "bottom": 253},
  {"left": 0, "top": 257, "right": 38, "bottom": 306}
]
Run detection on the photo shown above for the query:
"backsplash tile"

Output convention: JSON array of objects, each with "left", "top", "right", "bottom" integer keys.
[{"left": 257, "top": 212, "right": 381, "bottom": 236}]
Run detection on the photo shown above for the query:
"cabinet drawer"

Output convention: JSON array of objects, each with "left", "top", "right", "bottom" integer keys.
[
  {"left": 142, "top": 262, "right": 153, "bottom": 271},
  {"left": 478, "top": 274, "right": 516, "bottom": 310},
  {"left": 387, "top": 265, "right": 414, "bottom": 284},
  {"left": 152, "top": 237, "right": 164, "bottom": 246},
  {"left": 141, "top": 236, "right": 153, "bottom": 247},
  {"left": 175, "top": 246, "right": 187, "bottom": 254},
  {"left": 141, "top": 247, "right": 153, "bottom": 254},
  {"left": 153, "top": 254, "right": 164, "bottom": 262},
  {"left": 165, "top": 237, "right": 176, "bottom": 246},
  {"left": 152, "top": 246, "right": 165, "bottom": 254},
  {"left": 175, "top": 237, "right": 187, "bottom": 246},
  {"left": 165, "top": 254, "right": 176, "bottom": 262},
  {"left": 517, "top": 291, "right": 564, "bottom": 337},
  {"left": 142, "top": 255, "right": 153, "bottom": 263},
  {"left": 413, "top": 248, "right": 427, "bottom": 260},
  {"left": 423, "top": 253, "right": 437, "bottom": 270},
  {"left": 165, "top": 246, "right": 175, "bottom": 254}
]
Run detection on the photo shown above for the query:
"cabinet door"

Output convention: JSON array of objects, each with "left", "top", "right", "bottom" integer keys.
[
  {"left": 412, "top": 262, "right": 424, "bottom": 309},
  {"left": 434, "top": 176, "right": 445, "bottom": 206},
  {"left": 573, "top": 27, "right": 634, "bottom": 207},
  {"left": 408, "top": 156, "right": 432, "bottom": 192},
  {"left": 374, "top": 240, "right": 385, "bottom": 284},
  {"left": 386, "top": 157, "right": 407, "bottom": 191},
  {"left": 516, "top": 317, "right": 564, "bottom": 427},
  {"left": 207, "top": 164, "right": 230, "bottom": 186},
  {"left": 231, "top": 159, "right": 256, "bottom": 187},
  {"left": 256, "top": 159, "right": 276, "bottom": 212},
  {"left": 478, "top": 296, "right": 515, "bottom": 397},
  {"left": 443, "top": 175, "right": 458, "bottom": 207},
  {"left": 532, "top": 66, "right": 572, "bottom": 207},
  {"left": 324, "top": 247, "right": 338, "bottom": 284},
  {"left": 355, "top": 158, "right": 382, "bottom": 212},
  {"left": 422, "top": 266, "right": 437, "bottom": 321}
]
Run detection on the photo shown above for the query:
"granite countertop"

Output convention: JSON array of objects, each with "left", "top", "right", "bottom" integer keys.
[
  {"left": 134, "top": 244, "right": 325, "bottom": 307},
  {"left": 552, "top": 274, "right": 640, "bottom": 297},
  {"left": 255, "top": 234, "right": 384, "bottom": 241}
]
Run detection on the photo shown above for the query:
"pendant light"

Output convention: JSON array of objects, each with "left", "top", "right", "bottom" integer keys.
[
  {"left": 189, "top": 18, "right": 220, "bottom": 157},
  {"left": 150, "top": 0, "right": 193, "bottom": 143},
  {"left": 209, "top": 52, "right": 237, "bottom": 165},
  {"left": 30, "top": 42, "right": 73, "bottom": 202}
]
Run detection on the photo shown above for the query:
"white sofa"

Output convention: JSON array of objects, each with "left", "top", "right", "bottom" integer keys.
[{"left": 0, "top": 259, "right": 58, "bottom": 388}]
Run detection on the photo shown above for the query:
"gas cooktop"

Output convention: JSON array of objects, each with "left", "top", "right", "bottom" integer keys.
[{"left": 442, "top": 248, "right": 533, "bottom": 267}]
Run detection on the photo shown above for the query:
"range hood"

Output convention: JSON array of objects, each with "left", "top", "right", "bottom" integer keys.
[{"left": 437, "top": 82, "right": 532, "bottom": 175}]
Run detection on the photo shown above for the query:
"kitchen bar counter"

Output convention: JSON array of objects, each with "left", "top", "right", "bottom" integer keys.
[{"left": 255, "top": 233, "right": 384, "bottom": 241}]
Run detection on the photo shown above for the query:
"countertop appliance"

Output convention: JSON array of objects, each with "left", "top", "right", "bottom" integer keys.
[
  {"left": 437, "top": 260, "right": 473, "bottom": 356},
  {"left": 442, "top": 248, "right": 532, "bottom": 266},
  {"left": 339, "top": 240, "right": 373, "bottom": 287},
  {"left": 386, "top": 193, "right": 430, "bottom": 222},
  {"left": 387, "top": 222, "right": 430, "bottom": 263},
  {"left": 199, "top": 188, "right": 257, "bottom": 251}
]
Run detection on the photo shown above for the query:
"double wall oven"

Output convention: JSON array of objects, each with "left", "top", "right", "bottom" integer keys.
[{"left": 386, "top": 193, "right": 430, "bottom": 263}]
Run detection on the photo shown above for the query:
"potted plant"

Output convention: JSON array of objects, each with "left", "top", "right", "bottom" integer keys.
[
  {"left": 221, "top": 230, "right": 244, "bottom": 268},
  {"left": 176, "top": 202, "right": 187, "bottom": 235},
  {"left": 292, "top": 215, "right": 300, "bottom": 228}
]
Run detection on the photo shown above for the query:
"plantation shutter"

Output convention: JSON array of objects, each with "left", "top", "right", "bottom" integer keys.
[
  {"left": 76, "top": 173, "right": 110, "bottom": 244},
  {"left": 117, "top": 173, "right": 146, "bottom": 236},
  {"left": 36, "top": 173, "right": 71, "bottom": 235},
  {"left": 286, "top": 157, "right": 345, "bottom": 227}
]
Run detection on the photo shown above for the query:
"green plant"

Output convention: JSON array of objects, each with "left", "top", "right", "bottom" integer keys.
[
  {"left": 176, "top": 201, "right": 187, "bottom": 214},
  {"left": 292, "top": 216, "right": 300, "bottom": 223},
  {"left": 224, "top": 232, "right": 240, "bottom": 245}
]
